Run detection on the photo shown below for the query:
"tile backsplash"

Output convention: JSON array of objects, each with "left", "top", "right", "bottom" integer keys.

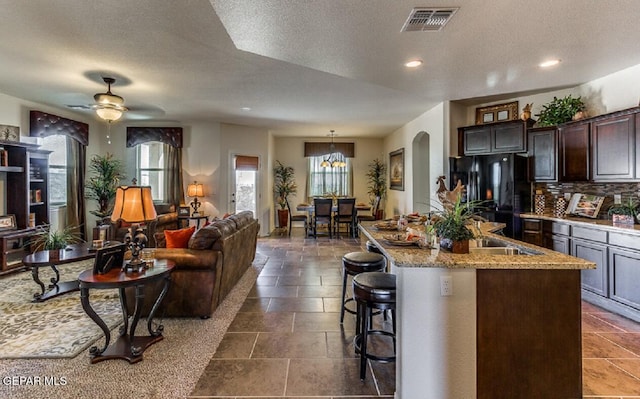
[{"left": 533, "top": 182, "right": 640, "bottom": 220}]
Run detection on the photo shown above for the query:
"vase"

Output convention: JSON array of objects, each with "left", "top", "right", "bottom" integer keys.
[
  {"left": 451, "top": 240, "right": 469, "bottom": 254},
  {"left": 48, "top": 249, "right": 61, "bottom": 261},
  {"left": 277, "top": 209, "right": 289, "bottom": 229}
]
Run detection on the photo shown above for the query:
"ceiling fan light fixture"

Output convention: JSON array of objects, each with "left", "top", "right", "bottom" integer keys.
[{"left": 96, "top": 106, "right": 123, "bottom": 122}]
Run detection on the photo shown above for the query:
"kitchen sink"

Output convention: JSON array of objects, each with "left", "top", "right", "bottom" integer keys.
[{"left": 469, "top": 238, "right": 543, "bottom": 255}]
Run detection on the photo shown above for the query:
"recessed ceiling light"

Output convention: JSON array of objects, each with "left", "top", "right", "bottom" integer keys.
[
  {"left": 241, "top": 107, "right": 251, "bottom": 111},
  {"left": 405, "top": 60, "right": 423, "bottom": 68},
  {"left": 539, "top": 59, "right": 561, "bottom": 68}
]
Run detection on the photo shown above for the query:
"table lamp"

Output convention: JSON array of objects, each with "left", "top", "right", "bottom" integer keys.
[
  {"left": 110, "top": 185, "right": 157, "bottom": 272},
  {"left": 187, "top": 182, "right": 204, "bottom": 217}
]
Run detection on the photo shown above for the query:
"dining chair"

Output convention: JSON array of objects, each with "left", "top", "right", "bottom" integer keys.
[
  {"left": 334, "top": 197, "right": 356, "bottom": 238},
  {"left": 313, "top": 198, "right": 333, "bottom": 238},
  {"left": 358, "top": 196, "right": 381, "bottom": 223},
  {"left": 286, "top": 199, "right": 308, "bottom": 237}
]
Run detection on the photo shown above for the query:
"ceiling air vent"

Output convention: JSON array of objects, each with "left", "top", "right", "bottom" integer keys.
[{"left": 401, "top": 7, "right": 458, "bottom": 32}]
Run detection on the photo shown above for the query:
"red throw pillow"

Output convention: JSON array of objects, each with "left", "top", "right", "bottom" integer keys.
[{"left": 164, "top": 226, "right": 196, "bottom": 248}]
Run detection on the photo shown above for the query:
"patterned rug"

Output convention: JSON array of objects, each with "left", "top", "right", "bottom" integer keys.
[{"left": 0, "top": 259, "right": 122, "bottom": 359}]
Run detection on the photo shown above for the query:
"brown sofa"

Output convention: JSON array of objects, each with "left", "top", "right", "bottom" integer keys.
[
  {"left": 124, "top": 211, "right": 259, "bottom": 318},
  {"left": 110, "top": 203, "right": 179, "bottom": 248}
]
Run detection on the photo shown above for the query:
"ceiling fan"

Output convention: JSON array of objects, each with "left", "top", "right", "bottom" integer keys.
[{"left": 91, "top": 77, "right": 128, "bottom": 122}]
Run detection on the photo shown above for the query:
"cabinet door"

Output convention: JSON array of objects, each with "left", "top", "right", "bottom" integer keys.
[
  {"left": 559, "top": 122, "right": 590, "bottom": 181},
  {"left": 573, "top": 238, "right": 608, "bottom": 296},
  {"left": 544, "top": 233, "right": 570, "bottom": 254},
  {"left": 528, "top": 128, "right": 557, "bottom": 181},
  {"left": 463, "top": 126, "right": 491, "bottom": 154},
  {"left": 521, "top": 219, "right": 542, "bottom": 246},
  {"left": 609, "top": 247, "right": 640, "bottom": 310},
  {"left": 591, "top": 114, "right": 635, "bottom": 181},
  {"left": 493, "top": 121, "right": 526, "bottom": 153}
]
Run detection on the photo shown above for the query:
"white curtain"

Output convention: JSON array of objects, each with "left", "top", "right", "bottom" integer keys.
[{"left": 306, "top": 154, "right": 352, "bottom": 198}]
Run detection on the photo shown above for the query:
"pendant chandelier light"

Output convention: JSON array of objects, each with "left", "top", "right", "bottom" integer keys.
[
  {"left": 93, "top": 77, "right": 128, "bottom": 122},
  {"left": 321, "top": 130, "right": 347, "bottom": 168}
]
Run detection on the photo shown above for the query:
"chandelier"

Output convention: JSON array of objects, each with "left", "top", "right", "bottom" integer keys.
[{"left": 321, "top": 130, "right": 346, "bottom": 168}]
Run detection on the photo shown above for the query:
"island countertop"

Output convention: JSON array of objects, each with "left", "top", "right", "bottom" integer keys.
[{"left": 359, "top": 221, "right": 595, "bottom": 270}]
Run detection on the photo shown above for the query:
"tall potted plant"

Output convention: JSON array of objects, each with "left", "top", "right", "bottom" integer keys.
[
  {"left": 273, "top": 161, "right": 297, "bottom": 228},
  {"left": 366, "top": 158, "right": 386, "bottom": 219},
  {"left": 85, "top": 153, "right": 125, "bottom": 224}
]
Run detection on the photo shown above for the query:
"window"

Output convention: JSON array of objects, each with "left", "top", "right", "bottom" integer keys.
[
  {"left": 137, "top": 141, "right": 167, "bottom": 202},
  {"left": 308, "top": 154, "right": 351, "bottom": 197},
  {"left": 39, "top": 135, "right": 67, "bottom": 205}
]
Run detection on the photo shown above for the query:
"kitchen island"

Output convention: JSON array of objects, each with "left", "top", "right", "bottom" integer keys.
[{"left": 359, "top": 222, "right": 595, "bottom": 399}]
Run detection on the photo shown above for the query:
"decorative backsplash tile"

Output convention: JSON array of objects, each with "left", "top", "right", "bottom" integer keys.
[{"left": 533, "top": 182, "right": 640, "bottom": 220}]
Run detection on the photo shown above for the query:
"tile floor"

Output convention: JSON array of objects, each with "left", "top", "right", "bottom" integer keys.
[{"left": 190, "top": 228, "right": 640, "bottom": 398}]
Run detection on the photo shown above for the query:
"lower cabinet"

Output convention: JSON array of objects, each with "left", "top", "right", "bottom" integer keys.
[
  {"left": 609, "top": 247, "right": 640, "bottom": 310},
  {"left": 573, "top": 237, "right": 608, "bottom": 297}
]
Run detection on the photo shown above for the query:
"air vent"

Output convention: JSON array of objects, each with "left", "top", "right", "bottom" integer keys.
[{"left": 401, "top": 7, "right": 458, "bottom": 32}]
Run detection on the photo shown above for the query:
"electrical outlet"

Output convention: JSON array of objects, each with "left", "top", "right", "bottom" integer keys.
[
  {"left": 440, "top": 275, "right": 453, "bottom": 296},
  {"left": 614, "top": 194, "right": 622, "bottom": 204}
]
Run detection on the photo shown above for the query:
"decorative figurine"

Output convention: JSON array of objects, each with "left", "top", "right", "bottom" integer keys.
[{"left": 521, "top": 103, "right": 533, "bottom": 120}]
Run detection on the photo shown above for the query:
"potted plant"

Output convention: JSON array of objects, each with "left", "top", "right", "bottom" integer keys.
[
  {"left": 85, "top": 153, "right": 125, "bottom": 224},
  {"left": 31, "top": 224, "right": 82, "bottom": 260},
  {"left": 365, "top": 158, "right": 386, "bottom": 219},
  {"left": 535, "top": 95, "right": 586, "bottom": 127},
  {"left": 273, "top": 161, "right": 297, "bottom": 228},
  {"left": 608, "top": 198, "right": 638, "bottom": 227},
  {"left": 433, "top": 196, "right": 477, "bottom": 253}
]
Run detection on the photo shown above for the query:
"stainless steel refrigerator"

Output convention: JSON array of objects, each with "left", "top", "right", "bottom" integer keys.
[{"left": 449, "top": 153, "right": 530, "bottom": 238}]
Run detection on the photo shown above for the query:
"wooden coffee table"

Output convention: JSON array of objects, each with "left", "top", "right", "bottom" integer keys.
[
  {"left": 78, "top": 260, "right": 175, "bottom": 364},
  {"left": 23, "top": 242, "right": 118, "bottom": 302}
]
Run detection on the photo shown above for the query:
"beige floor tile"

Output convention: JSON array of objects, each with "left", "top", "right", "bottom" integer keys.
[
  {"left": 583, "top": 333, "right": 637, "bottom": 358},
  {"left": 298, "top": 285, "right": 343, "bottom": 298},
  {"left": 583, "top": 358, "right": 640, "bottom": 396},
  {"left": 610, "top": 358, "right": 640, "bottom": 379},
  {"left": 276, "top": 275, "right": 322, "bottom": 286},
  {"left": 594, "top": 312, "right": 640, "bottom": 333},
  {"left": 583, "top": 313, "right": 627, "bottom": 333},
  {"left": 213, "top": 332, "right": 257, "bottom": 359},
  {"left": 267, "top": 297, "right": 325, "bottom": 312},
  {"left": 227, "top": 311, "right": 294, "bottom": 332},
  {"left": 239, "top": 297, "right": 271, "bottom": 312},
  {"left": 247, "top": 285, "right": 299, "bottom": 298},
  {"left": 286, "top": 358, "right": 378, "bottom": 396},
  {"left": 191, "top": 359, "right": 288, "bottom": 397},
  {"left": 599, "top": 333, "right": 640, "bottom": 357},
  {"left": 294, "top": 312, "right": 356, "bottom": 332},
  {"left": 252, "top": 332, "right": 328, "bottom": 358}
]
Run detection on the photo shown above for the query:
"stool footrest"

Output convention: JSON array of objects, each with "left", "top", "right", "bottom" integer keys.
[{"left": 353, "top": 331, "right": 396, "bottom": 363}]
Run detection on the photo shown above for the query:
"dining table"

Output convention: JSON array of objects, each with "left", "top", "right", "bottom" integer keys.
[{"left": 296, "top": 202, "right": 371, "bottom": 238}]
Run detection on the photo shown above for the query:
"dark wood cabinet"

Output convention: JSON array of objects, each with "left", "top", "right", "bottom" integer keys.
[
  {"left": 591, "top": 113, "right": 636, "bottom": 181},
  {"left": 559, "top": 122, "right": 590, "bottom": 181},
  {"left": 0, "top": 141, "right": 49, "bottom": 273},
  {"left": 461, "top": 125, "right": 491, "bottom": 154},
  {"left": 528, "top": 127, "right": 558, "bottom": 182},
  {"left": 458, "top": 119, "right": 532, "bottom": 156},
  {"left": 521, "top": 218, "right": 543, "bottom": 246}
]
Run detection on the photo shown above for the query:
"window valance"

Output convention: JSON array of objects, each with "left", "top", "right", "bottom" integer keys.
[
  {"left": 126, "top": 127, "right": 183, "bottom": 148},
  {"left": 235, "top": 155, "right": 259, "bottom": 171},
  {"left": 29, "top": 110, "right": 89, "bottom": 146},
  {"left": 304, "top": 142, "right": 354, "bottom": 157}
]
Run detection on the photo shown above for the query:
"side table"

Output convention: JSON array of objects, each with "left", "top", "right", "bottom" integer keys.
[
  {"left": 178, "top": 214, "right": 209, "bottom": 229},
  {"left": 78, "top": 260, "right": 175, "bottom": 364}
]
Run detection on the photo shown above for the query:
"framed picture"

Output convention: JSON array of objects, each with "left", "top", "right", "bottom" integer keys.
[
  {"left": 0, "top": 214, "right": 16, "bottom": 230},
  {"left": 389, "top": 148, "right": 404, "bottom": 191},
  {"left": 178, "top": 206, "right": 191, "bottom": 217},
  {"left": 475, "top": 101, "right": 519, "bottom": 125},
  {"left": 570, "top": 194, "right": 605, "bottom": 219},
  {"left": 93, "top": 243, "right": 126, "bottom": 274}
]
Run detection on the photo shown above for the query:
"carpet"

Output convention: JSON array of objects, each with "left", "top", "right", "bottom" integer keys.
[{"left": 0, "top": 259, "right": 122, "bottom": 359}]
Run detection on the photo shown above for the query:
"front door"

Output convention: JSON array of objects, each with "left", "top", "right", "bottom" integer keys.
[{"left": 231, "top": 155, "right": 259, "bottom": 217}]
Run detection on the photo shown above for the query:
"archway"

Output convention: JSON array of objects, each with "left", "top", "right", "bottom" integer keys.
[{"left": 412, "top": 131, "right": 430, "bottom": 213}]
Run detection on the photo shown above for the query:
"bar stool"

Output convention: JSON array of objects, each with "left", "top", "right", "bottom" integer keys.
[
  {"left": 366, "top": 240, "right": 383, "bottom": 254},
  {"left": 352, "top": 271, "right": 396, "bottom": 380},
  {"left": 340, "top": 251, "right": 386, "bottom": 323}
]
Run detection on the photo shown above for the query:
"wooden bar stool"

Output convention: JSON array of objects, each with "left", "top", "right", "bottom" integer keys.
[
  {"left": 339, "top": 251, "right": 386, "bottom": 323},
  {"left": 352, "top": 271, "right": 396, "bottom": 381}
]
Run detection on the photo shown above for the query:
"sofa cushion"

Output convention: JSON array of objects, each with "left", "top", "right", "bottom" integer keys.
[
  {"left": 165, "top": 226, "right": 196, "bottom": 248},
  {"left": 188, "top": 223, "right": 222, "bottom": 250}
]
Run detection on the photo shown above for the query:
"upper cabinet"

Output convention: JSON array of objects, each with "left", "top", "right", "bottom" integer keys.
[
  {"left": 559, "top": 121, "right": 590, "bottom": 182},
  {"left": 528, "top": 127, "right": 557, "bottom": 182},
  {"left": 458, "top": 119, "right": 534, "bottom": 156},
  {"left": 591, "top": 113, "right": 636, "bottom": 181}
]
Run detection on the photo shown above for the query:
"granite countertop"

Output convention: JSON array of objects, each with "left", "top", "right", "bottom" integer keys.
[
  {"left": 359, "top": 221, "right": 595, "bottom": 270},
  {"left": 520, "top": 212, "right": 640, "bottom": 235}
]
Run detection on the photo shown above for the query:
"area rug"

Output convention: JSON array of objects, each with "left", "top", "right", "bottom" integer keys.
[{"left": 0, "top": 259, "right": 122, "bottom": 359}]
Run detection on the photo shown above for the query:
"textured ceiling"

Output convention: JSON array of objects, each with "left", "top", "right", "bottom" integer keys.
[{"left": 0, "top": 0, "right": 639, "bottom": 138}]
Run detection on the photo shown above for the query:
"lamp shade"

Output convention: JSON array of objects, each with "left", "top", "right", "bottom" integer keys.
[
  {"left": 110, "top": 186, "right": 157, "bottom": 223},
  {"left": 187, "top": 183, "right": 204, "bottom": 197}
]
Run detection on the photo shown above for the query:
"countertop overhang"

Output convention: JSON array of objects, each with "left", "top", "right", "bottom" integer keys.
[{"left": 359, "top": 221, "right": 595, "bottom": 270}]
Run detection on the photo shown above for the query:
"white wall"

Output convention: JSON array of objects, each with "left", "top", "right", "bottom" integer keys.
[{"left": 384, "top": 102, "right": 447, "bottom": 218}]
